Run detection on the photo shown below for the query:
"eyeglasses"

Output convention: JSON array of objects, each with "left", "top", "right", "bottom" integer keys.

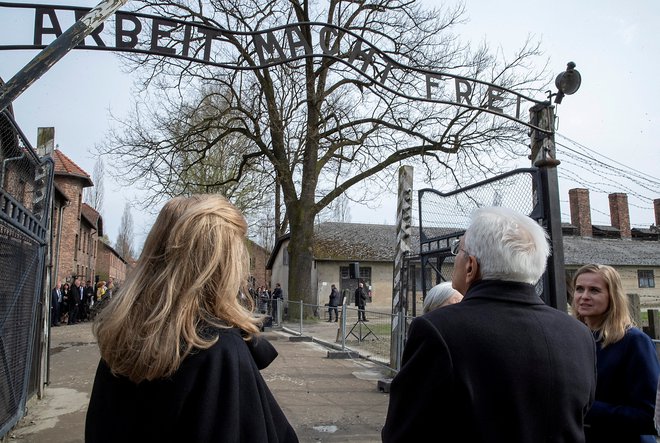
[{"left": 450, "top": 238, "right": 462, "bottom": 256}]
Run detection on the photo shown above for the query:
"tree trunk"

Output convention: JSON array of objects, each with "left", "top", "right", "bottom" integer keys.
[{"left": 286, "top": 204, "right": 316, "bottom": 319}]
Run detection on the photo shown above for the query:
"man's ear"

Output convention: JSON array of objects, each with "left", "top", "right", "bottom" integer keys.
[{"left": 466, "top": 255, "right": 480, "bottom": 285}]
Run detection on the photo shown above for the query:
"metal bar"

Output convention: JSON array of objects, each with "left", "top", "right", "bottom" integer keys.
[{"left": 0, "top": 0, "right": 129, "bottom": 113}]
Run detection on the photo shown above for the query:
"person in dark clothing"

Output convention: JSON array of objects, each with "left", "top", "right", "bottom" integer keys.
[
  {"left": 51, "top": 281, "right": 61, "bottom": 326},
  {"left": 86, "top": 194, "right": 297, "bottom": 443},
  {"left": 82, "top": 280, "right": 95, "bottom": 321},
  {"left": 69, "top": 278, "right": 83, "bottom": 325},
  {"left": 382, "top": 206, "right": 597, "bottom": 443},
  {"left": 572, "top": 264, "right": 660, "bottom": 443},
  {"left": 271, "top": 283, "right": 283, "bottom": 322},
  {"left": 354, "top": 282, "right": 368, "bottom": 321},
  {"left": 327, "top": 284, "right": 339, "bottom": 322}
]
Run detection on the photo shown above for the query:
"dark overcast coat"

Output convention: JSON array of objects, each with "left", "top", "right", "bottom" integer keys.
[
  {"left": 584, "top": 327, "right": 660, "bottom": 443},
  {"left": 382, "top": 279, "right": 597, "bottom": 443},
  {"left": 85, "top": 328, "right": 298, "bottom": 443}
]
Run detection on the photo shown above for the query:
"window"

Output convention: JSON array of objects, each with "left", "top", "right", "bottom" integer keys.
[
  {"left": 283, "top": 248, "right": 289, "bottom": 266},
  {"left": 638, "top": 270, "right": 655, "bottom": 288}
]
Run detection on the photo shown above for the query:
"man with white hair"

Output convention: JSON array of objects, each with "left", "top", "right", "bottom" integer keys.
[{"left": 383, "top": 206, "right": 597, "bottom": 442}]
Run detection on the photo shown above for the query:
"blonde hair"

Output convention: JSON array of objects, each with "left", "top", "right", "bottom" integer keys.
[
  {"left": 571, "top": 264, "right": 633, "bottom": 347},
  {"left": 93, "top": 194, "right": 260, "bottom": 382}
]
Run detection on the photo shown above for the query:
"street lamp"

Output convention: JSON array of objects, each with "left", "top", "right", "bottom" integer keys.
[{"left": 553, "top": 62, "right": 582, "bottom": 104}]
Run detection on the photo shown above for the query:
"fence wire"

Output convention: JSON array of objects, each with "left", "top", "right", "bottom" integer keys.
[{"left": 0, "top": 109, "right": 53, "bottom": 438}]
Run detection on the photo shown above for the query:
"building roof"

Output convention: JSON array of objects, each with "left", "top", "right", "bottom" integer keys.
[
  {"left": 268, "top": 221, "right": 660, "bottom": 268},
  {"left": 81, "top": 203, "right": 103, "bottom": 236},
  {"left": 52, "top": 149, "right": 93, "bottom": 187},
  {"left": 563, "top": 236, "right": 660, "bottom": 267}
]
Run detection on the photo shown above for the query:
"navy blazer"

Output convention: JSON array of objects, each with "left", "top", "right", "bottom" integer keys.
[
  {"left": 382, "top": 279, "right": 597, "bottom": 443},
  {"left": 585, "top": 327, "right": 660, "bottom": 443}
]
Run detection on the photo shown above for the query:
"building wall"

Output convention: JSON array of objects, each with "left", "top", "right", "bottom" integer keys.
[
  {"left": 269, "top": 240, "right": 289, "bottom": 299},
  {"left": 76, "top": 219, "right": 97, "bottom": 283},
  {"left": 247, "top": 240, "right": 270, "bottom": 290},
  {"left": 54, "top": 176, "right": 83, "bottom": 284},
  {"left": 96, "top": 241, "right": 127, "bottom": 285}
]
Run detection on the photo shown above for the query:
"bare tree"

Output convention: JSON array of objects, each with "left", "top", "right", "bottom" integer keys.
[
  {"left": 105, "top": 0, "right": 549, "bottom": 307},
  {"left": 84, "top": 157, "right": 104, "bottom": 214},
  {"left": 115, "top": 203, "right": 134, "bottom": 261}
]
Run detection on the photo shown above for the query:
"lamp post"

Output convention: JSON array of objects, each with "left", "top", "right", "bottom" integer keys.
[{"left": 530, "top": 62, "right": 581, "bottom": 311}]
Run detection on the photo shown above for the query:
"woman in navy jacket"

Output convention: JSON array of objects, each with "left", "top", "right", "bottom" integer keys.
[{"left": 573, "top": 264, "right": 660, "bottom": 443}]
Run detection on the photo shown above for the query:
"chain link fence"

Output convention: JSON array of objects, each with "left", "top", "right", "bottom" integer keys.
[{"left": 0, "top": 109, "right": 53, "bottom": 438}]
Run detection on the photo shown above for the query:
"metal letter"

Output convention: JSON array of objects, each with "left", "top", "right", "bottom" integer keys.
[
  {"left": 285, "top": 26, "right": 312, "bottom": 58},
  {"left": 455, "top": 78, "right": 472, "bottom": 106},
  {"left": 34, "top": 7, "right": 63, "bottom": 45},
  {"left": 115, "top": 12, "right": 141, "bottom": 49},
  {"left": 150, "top": 18, "right": 177, "bottom": 55},
  {"left": 319, "top": 26, "right": 339, "bottom": 56},
  {"left": 426, "top": 73, "right": 441, "bottom": 99},
  {"left": 486, "top": 86, "right": 504, "bottom": 114},
  {"left": 75, "top": 9, "right": 106, "bottom": 47},
  {"left": 253, "top": 31, "right": 287, "bottom": 65}
]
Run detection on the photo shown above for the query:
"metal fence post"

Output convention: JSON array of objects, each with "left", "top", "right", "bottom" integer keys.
[
  {"left": 299, "top": 300, "right": 303, "bottom": 335},
  {"left": 340, "top": 298, "right": 347, "bottom": 350}
]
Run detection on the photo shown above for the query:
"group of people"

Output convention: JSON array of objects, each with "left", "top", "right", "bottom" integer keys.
[
  {"left": 51, "top": 278, "right": 113, "bottom": 326},
  {"left": 382, "top": 206, "right": 660, "bottom": 443},
  {"left": 82, "top": 194, "right": 660, "bottom": 443},
  {"left": 250, "top": 284, "right": 284, "bottom": 319},
  {"left": 325, "top": 281, "right": 370, "bottom": 322}
]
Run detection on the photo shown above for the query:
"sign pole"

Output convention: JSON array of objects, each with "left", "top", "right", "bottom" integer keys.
[{"left": 0, "top": 0, "right": 130, "bottom": 113}]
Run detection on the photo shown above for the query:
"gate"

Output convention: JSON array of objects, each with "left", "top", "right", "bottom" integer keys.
[
  {"left": 417, "top": 167, "right": 547, "bottom": 303},
  {"left": 0, "top": 108, "right": 54, "bottom": 437},
  {"left": 393, "top": 166, "right": 559, "bottom": 367}
]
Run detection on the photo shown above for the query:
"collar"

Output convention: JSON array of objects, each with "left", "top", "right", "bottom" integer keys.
[{"left": 464, "top": 279, "right": 544, "bottom": 306}]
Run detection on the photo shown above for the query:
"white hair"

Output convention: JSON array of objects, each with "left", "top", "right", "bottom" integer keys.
[
  {"left": 423, "top": 282, "right": 460, "bottom": 313},
  {"left": 465, "top": 206, "right": 550, "bottom": 284}
]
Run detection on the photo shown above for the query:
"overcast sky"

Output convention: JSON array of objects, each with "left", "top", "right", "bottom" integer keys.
[{"left": 1, "top": 0, "right": 658, "bottom": 248}]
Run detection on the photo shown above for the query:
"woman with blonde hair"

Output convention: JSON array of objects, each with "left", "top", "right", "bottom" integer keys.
[
  {"left": 85, "top": 195, "right": 298, "bottom": 442},
  {"left": 572, "top": 264, "right": 660, "bottom": 443}
]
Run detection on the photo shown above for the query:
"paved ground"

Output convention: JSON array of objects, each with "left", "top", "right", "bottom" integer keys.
[{"left": 7, "top": 321, "right": 393, "bottom": 443}]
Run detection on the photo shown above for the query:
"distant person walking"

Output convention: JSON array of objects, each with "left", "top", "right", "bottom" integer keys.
[
  {"left": 327, "top": 284, "right": 339, "bottom": 322},
  {"left": 86, "top": 194, "right": 298, "bottom": 443},
  {"left": 272, "top": 283, "right": 283, "bottom": 321},
  {"left": 50, "top": 281, "right": 61, "bottom": 326},
  {"left": 572, "top": 264, "right": 660, "bottom": 443},
  {"left": 382, "top": 207, "right": 597, "bottom": 442},
  {"left": 354, "top": 282, "right": 368, "bottom": 321}
]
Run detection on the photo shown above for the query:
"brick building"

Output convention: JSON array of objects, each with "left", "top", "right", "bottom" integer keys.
[
  {"left": 51, "top": 149, "right": 97, "bottom": 284},
  {"left": 96, "top": 240, "right": 127, "bottom": 285},
  {"left": 247, "top": 239, "right": 271, "bottom": 290}
]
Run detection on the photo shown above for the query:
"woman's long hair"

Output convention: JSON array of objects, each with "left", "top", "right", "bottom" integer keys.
[
  {"left": 93, "top": 194, "right": 261, "bottom": 382},
  {"left": 571, "top": 264, "right": 633, "bottom": 347}
]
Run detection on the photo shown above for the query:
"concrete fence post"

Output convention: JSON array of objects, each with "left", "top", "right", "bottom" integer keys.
[{"left": 627, "top": 293, "right": 641, "bottom": 327}]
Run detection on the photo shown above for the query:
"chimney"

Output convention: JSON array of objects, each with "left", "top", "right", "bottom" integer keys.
[
  {"left": 654, "top": 199, "right": 660, "bottom": 227},
  {"left": 609, "top": 193, "right": 631, "bottom": 239},
  {"left": 569, "top": 188, "right": 592, "bottom": 237}
]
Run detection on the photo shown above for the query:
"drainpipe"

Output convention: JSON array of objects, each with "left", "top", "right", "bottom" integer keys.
[{"left": 0, "top": 153, "right": 25, "bottom": 186}]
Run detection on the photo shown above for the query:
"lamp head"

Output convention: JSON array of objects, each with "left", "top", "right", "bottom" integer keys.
[{"left": 554, "top": 61, "right": 581, "bottom": 104}]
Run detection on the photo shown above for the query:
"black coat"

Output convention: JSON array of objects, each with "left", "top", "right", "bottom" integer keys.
[
  {"left": 329, "top": 288, "right": 340, "bottom": 307},
  {"left": 354, "top": 287, "right": 367, "bottom": 308},
  {"left": 382, "top": 279, "right": 597, "bottom": 443},
  {"left": 85, "top": 328, "right": 298, "bottom": 443}
]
